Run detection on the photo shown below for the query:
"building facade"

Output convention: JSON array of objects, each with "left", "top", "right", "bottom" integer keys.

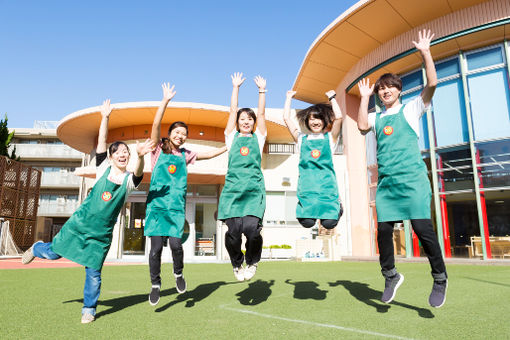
[
  {"left": 57, "top": 103, "right": 349, "bottom": 262},
  {"left": 10, "top": 121, "right": 84, "bottom": 242},
  {"left": 293, "top": 0, "right": 510, "bottom": 259}
]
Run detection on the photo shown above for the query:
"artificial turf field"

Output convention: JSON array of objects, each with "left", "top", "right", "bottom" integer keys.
[{"left": 1, "top": 261, "right": 509, "bottom": 339}]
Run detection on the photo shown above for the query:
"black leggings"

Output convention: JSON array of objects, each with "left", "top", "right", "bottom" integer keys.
[
  {"left": 149, "top": 236, "right": 184, "bottom": 286},
  {"left": 377, "top": 219, "right": 447, "bottom": 281},
  {"left": 298, "top": 203, "right": 343, "bottom": 230}
]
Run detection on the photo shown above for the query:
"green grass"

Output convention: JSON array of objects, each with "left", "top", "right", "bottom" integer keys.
[{"left": 1, "top": 261, "right": 509, "bottom": 339}]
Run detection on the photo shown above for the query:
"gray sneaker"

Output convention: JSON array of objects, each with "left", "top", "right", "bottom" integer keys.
[
  {"left": 381, "top": 273, "right": 404, "bottom": 303},
  {"left": 175, "top": 273, "right": 187, "bottom": 294},
  {"left": 429, "top": 280, "right": 448, "bottom": 308},
  {"left": 149, "top": 285, "right": 160, "bottom": 306},
  {"left": 21, "top": 241, "right": 42, "bottom": 265}
]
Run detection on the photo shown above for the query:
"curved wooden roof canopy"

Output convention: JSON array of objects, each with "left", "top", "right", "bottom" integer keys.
[
  {"left": 57, "top": 101, "right": 291, "bottom": 153},
  {"left": 293, "top": 0, "right": 509, "bottom": 104}
]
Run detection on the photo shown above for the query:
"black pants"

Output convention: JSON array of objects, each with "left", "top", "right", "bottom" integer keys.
[
  {"left": 149, "top": 236, "right": 184, "bottom": 286},
  {"left": 224, "top": 216, "right": 262, "bottom": 268},
  {"left": 377, "top": 219, "right": 447, "bottom": 281},
  {"left": 298, "top": 203, "right": 343, "bottom": 230}
]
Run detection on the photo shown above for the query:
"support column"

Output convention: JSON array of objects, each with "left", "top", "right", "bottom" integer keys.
[{"left": 459, "top": 51, "right": 491, "bottom": 260}]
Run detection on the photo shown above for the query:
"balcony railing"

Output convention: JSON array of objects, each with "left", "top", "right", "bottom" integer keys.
[
  {"left": 12, "top": 144, "right": 83, "bottom": 160},
  {"left": 41, "top": 172, "right": 81, "bottom": 188}
]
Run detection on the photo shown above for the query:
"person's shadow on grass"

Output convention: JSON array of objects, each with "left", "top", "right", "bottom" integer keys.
[
  {"left": 155, "top": 281, "right": 231, "bottom": 312},
  {"left": 63, "top": 288, "right": 177, "bottom": 319},
  {"left": 236, "top": 279, "right": 275, "bottom": 305},
  {"left": 328, "top": 280, "right": 434, "bottom": 318},
  {"left": 285, "top": 279, "right": 328, "bottom": 300}
]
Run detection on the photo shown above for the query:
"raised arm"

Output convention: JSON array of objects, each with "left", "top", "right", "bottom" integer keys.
[
  {"left": 196, "top": 145, "right": 227, "bottom": 160},
  {"left": 151, "top": 83, "right": 176, "bottom": 145},
  {"left": 254, "top": 75, "right": 267, "bottom": 136},
  {"left": 283, "top": 90, "right": 299, "bottom": 143},
  {"left": 326, "top": 90, "right": 343, "bottom": 145},
  {"left": 413, "top": 29, "right": 437, "bottom": 106},
  {"left": 225, "top": 73, "right": 245, "bottom": 135},
  {"left": 134, "top": 139, "right": 155, "bottom": 177},
  {"left": 357, "top": 78, "right": 374, "bottom": 133},
  {"left": 97, "top": 99, "right": 112, "bottom": 154}
]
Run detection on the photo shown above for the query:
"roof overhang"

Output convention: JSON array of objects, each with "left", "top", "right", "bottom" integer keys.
[
  {"left": 57, "top": 102, "right": 292, "bottom": 153},
  {"left": 293, "top": 0, "right": 508, "bottom": 103}
]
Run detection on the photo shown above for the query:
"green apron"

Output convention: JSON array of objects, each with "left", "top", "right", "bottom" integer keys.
[
  {"left": 296, "top": 132, "right": 340, "bottom": 219},
  {"left": 375, "top": 104, "right": 431, "bottom": 222},
  {"left": 51, "top": 167, "right": 129, "bottom": 271},
  {"left": 144, "top": 150, "right": 187, "bottom": 238},
  {"left": 218, "top": 132, "right": 265, "bottom": 220}
]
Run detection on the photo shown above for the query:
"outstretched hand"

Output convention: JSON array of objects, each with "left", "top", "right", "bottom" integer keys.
[
  {"left": 136, "top": 139, "right": 155, "bottom": 157},
  {"left": 358, "top": 78, "right": 374, "bottom": 97},
  {"left": 231, "top": 72, "right": 246, "bottom": 87},
  {"left": 162, "top": 83, "right": 176, "bottom": 101},
  {"left": 254, "top": 75, "right": 266, "bottom": 90},
  {"left": 412, "top": 29, "right": 434, "bottom": 52},
  {"left": 100, "top": 99, "right": 112, "bottom": 118},
  {"left": 286, "top": 90, "right": 296, "bottom": 99}
]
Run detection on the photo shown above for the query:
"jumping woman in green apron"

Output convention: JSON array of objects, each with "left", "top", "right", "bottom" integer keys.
[
  {"left": 357, "top": 30, "right": 447, "bottom": 308},
  {"left": 145, "top": 83, "right": 226, "bottom": 306},
  {"left": 22, "top": 99, "right": 154, "bottom": 323},
  {"left": 218, "top": 73, "right": 267, "bottom": 282},
  {"left": 283, "top": 89, "right": 344, "bottom": 230}
]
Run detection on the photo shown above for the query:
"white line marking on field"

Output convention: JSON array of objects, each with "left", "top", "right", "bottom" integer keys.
[{"left": 220, "top": 305, "right": 414, "bottom": 340}]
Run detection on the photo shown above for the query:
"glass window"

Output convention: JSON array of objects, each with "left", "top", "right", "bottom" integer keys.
[
  {"left": 486, "top": 195, "right": 510, "bottom": 238},
  {"left": 436, "top": 146, "right": 474, "bottom": 193},
  {"left": 284, "top": 192, "right": 298, "bottom": 223},
  {"left": 264, "top": 191, "right": 285, "bottom": 223},
  {"left": 475, "top": 139, "right": 510, "bottom": 189},
  {"left": 467, "top": 68, "right": 510, "bottom": 141},
  {"left": 401, "top": 70, "right": 423, "bottom": 92},
  {"left": 466, "top": 47, "right": 504, "bottom": 71},
  {"left": 436, "top": 58, "right": 460, "bottom": 79},
  {"left": 368, "top": 94, "right": 375, "bottom": 112},
  {"left": 196, "top": 185, "right": 217, "bottom": 196},
  {"left": 365, "top": 130, "right": 377, "bottom": 166},
  {"left": 432, "top": 78, "right": 469, "bottom": 147}
]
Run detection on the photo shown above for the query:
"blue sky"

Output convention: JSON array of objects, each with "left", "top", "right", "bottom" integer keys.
[{"left": 1, "top": 1, "right": 357, "bottom": 128}]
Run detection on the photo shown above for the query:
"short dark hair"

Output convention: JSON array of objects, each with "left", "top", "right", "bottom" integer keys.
[
  {"left": 168, "top": 121, "right": 189, "bottom": 136},
  {"left": 296, "top": 103, "right": 334, "bottom": 132},
  {"left": 374, "top": 73, "right": 402, "bottom": 93},
  {"left": 236, "top": 108, "right": 257, "bottom": 132},
  {"left": 108, "top": 141, "right": 130, "bottom": 156}
]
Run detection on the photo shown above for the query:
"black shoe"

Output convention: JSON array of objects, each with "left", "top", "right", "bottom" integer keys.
[
  {"left": 175, "top": 274, "right": 186, "bottom": 294},
  {"left": 149, "top": 286, "right": 160, "bottom": 306},
  {"left": 429, "top": 280, "right": 448, "bottom": 308},
  {"left": 381, "top": 273, "right": 404, "bottom": 303}
]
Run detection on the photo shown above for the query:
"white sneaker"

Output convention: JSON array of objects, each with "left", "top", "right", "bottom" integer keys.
[
  {"left": 233, "top": 266, "right": 245, "bottom": 282},
  {"left": 81, "top": 313, "right": 95, "bottom": 324},
  {"left": 244, "top": 264, "right": 258, "bottom": 281},
  {"left": 21, "top": 241, "right": 43, "bottom": 265}
]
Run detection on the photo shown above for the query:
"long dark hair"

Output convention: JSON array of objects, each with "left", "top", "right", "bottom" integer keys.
[
  {"left": 296, "top": 103, "right": 334, "bottom": 132},
  {"left": 236, "top": 108, "right": 257, "bottom": 133}
]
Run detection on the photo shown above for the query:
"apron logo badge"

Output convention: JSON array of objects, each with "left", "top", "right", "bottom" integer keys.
[
  {"left": 240, "top": 147, "right": 250, "bottom": 156},
  {"left": 383, "top": 126, "right": 393, "bottom": 135},
  {"left": 311, "top": 149, "right": 321, "bottom": 159},
  {"left": 102, "top": 191, "right": 112, "bottom": 201},
  {"left": 168, "top": 164, "right": 177, "bottom": 174}
]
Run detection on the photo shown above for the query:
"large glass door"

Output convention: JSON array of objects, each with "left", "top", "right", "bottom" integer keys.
[{"left": 123, "top": 201, "right": 146, "bottom": 255}]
